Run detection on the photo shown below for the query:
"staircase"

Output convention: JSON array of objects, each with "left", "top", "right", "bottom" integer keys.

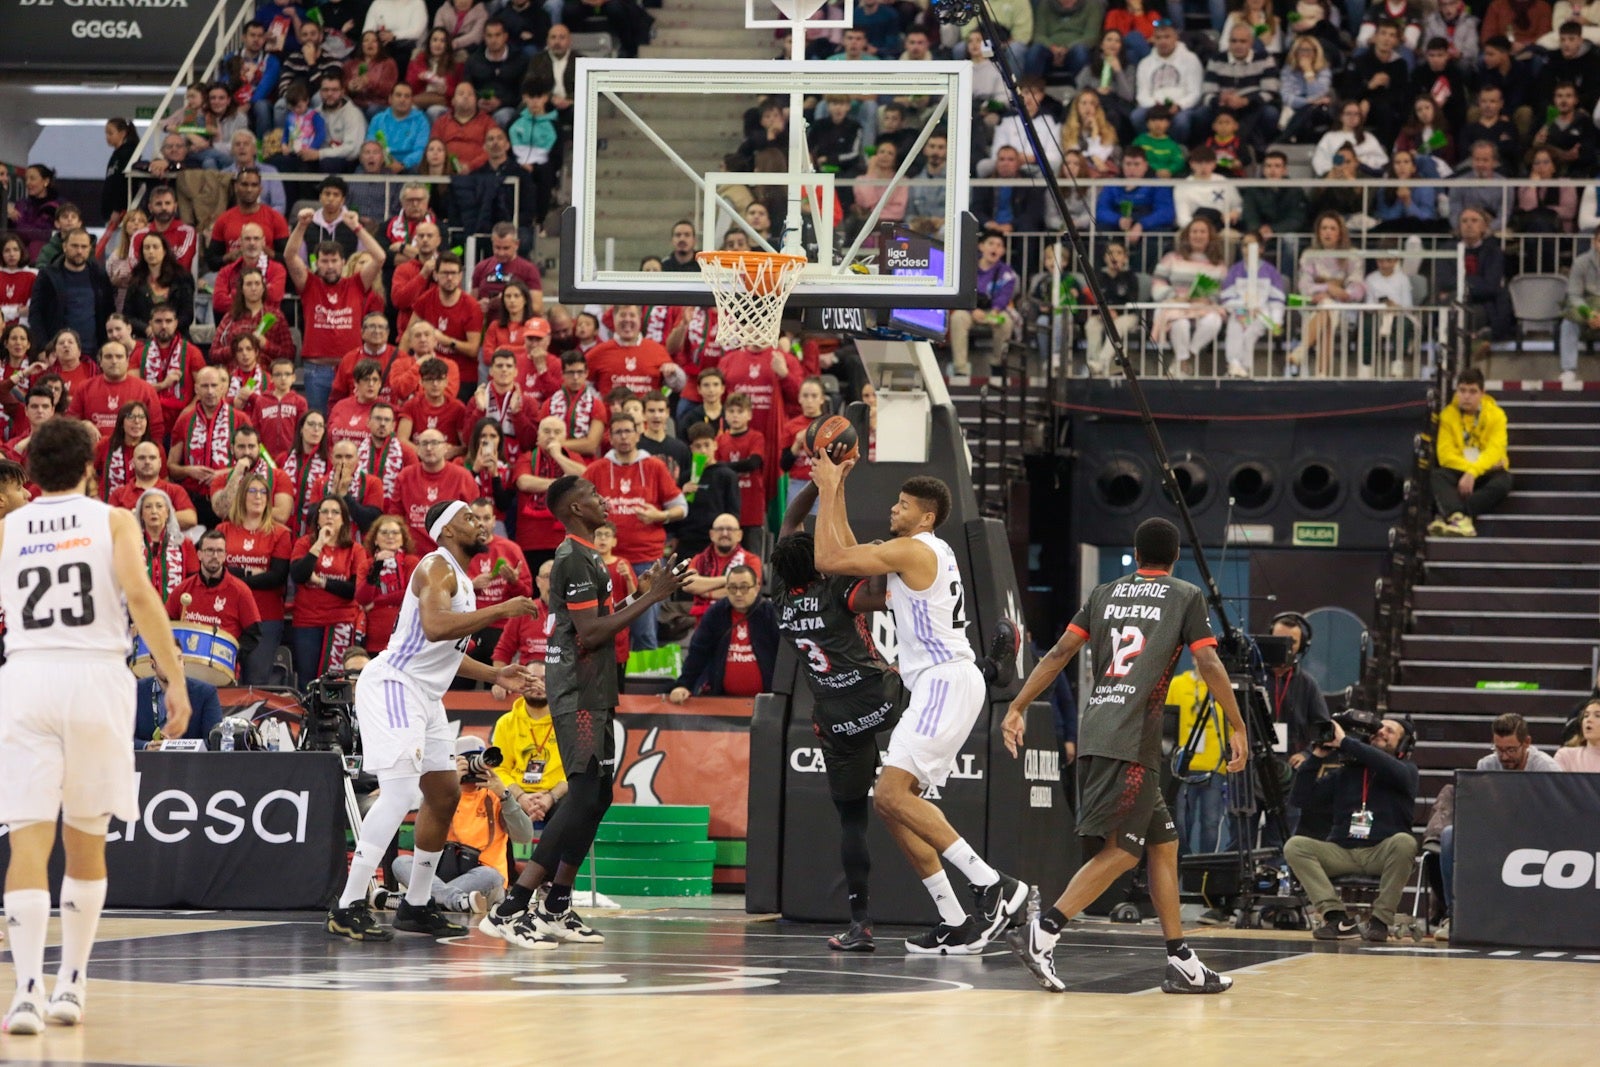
[
  {"left": 1386, "top": 390, "right": 1600, "bottom": 816},
  {"left": 580, "top": 0, "right": 772, "bottom": 276}
]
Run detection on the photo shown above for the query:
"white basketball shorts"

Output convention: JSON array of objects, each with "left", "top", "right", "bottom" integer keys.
[
  {"left": 0, "top": 653, "right": 139, "bottom": 826},
  {"left": 882, "top": 660, "right": 988, "bottom": 789},
  {"left": 355, "top": 660, "right": 456, "bottom": 777}
]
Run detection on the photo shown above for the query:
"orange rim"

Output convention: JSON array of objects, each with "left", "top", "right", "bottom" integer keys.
[{"left": 695, "top": 250, "right": 809, "bottom": 272}]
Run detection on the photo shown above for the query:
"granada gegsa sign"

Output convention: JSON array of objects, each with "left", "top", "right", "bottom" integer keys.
[{"left": 2, "top": 0, "right": 209, "bottom": 70}]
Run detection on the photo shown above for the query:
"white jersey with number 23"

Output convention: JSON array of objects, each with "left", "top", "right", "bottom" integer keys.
[{"left": 885, "top": 531, "right": 974, "bottom": 690}]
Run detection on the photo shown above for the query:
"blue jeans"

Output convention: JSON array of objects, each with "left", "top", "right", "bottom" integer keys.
[
  {"left": 303, "top": 362, "right": 336, "bottom": 416},
  {"left": 244, "top": 619, "right": 284, "bottom": 686},
  {"left": 391, "top": 854, "right": 505, "bottom": 908},
  {"left": 1439, "top": 824, "right": 1455, "bottom": 910},
  {"left": 1023, "top": 42, "right": 1091, "bottom": 79},
  {"left": 1177, "top": 773, "right": 1235, "bottom": 855},
  {"left": 1121, "top": 31, "right": 1151, "bottom": 65},
  {"left": 290, "top": 625, "right": 330, "bottom": 691},
  {"left": 629, "top": 558, "right": 659, "bottom": 651}
]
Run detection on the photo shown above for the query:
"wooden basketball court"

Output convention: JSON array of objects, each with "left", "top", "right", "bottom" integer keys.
[{"left": 3, "top": 905, "right": 1596, "bottom": 1065}]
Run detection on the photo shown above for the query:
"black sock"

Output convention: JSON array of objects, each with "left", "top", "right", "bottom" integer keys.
[
  {"left": 545, "top": 882, "right": 572, "bottom": 914},
  {"left": 847, "top": 890, "right": 871, "bottom": 925},
  {"left": 1324, "top": 909, "right": 1348, "bottom": 924},
  {"left": 498, "top": 883, "right": 534, "bottom": 917},
  {"left": 1166, "top": 938, "right": 1192, "bottom": 960},
  {"left": 1040, "top": 907, "right": 1067, "bottom": 935}
]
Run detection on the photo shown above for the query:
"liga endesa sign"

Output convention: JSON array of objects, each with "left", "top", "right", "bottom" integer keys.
[
  {"left": 1453, "top": 770, "right": 1600, "bottom": 949},
  {"left": 0, "top": 0, "right": 209, "bottom": 70}
]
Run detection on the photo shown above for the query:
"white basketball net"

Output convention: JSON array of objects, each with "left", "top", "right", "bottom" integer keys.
[{"left": 696, "top": 251, "right": 809, "bottom": 351}]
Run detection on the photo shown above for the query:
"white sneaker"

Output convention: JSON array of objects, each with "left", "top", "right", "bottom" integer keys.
[
  {"left": 1389, "top": 359, "right": 1406, "bottom": 378},
  {"left": 1004, "top": 918, "right": 1065, "bottom": 992},
  {"left": 1560, "top": 370, "right": 1579, "bottom": 385},
  {"left": 538, "top": 903, "right": 605, "bottom": 944},
  {"left": 477, "top": 909, "right": 560, "bottom": 950},
  {"left": 46, "top": 972, "right": 84, "bottom": 1026},
  {"left": 3, "top": 981, "right": 45, "bottom": 1035},
  {"left": 1226, "top": 362, "right": 1251, "bottom": 378},
  {"left": 1161, "top": 951, "right": 1233, "bottom": 994}
]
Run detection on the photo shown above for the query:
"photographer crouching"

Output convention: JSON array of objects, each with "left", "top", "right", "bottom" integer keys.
[{"left": 1282, "top": 712, "right": 1419, "bottom": 943}]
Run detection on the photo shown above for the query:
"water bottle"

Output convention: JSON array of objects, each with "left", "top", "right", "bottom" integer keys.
[
  {"left": 1278, "top": 864, "right": 1291, "bottom": 897},
  {"left": 220, "top": 719, "right": 236, "bottom": 752},
  {"left": 265, "top": 720, "right": 281, "bottom": 752}
]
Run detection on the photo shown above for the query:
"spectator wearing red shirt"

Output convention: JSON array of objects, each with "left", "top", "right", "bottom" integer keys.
[
  {"left": 139, "top": 486, "right": 199, "bottom": 602},
  {"left": 683, "top": 516, "right": 765, "bottom": 619},
  {"left": 716, "top": 343, "right": 804, "bottom": 498},
  {"left": 715, "top": 393, "right": 769, "bottom": 544},
  {"left": 392, "top": 427, "right": 481, "bottom": 551},
  {"left": 219, "top": 333, "right": 272, "bottom": 412},
  {"left": 492, "top": 558, "right": 554, "bottom": 688},
  {"left": 286, "top": 204, "right": 387, "bottom": 413},
  {"left": 281, "top": 409, "right": 330, "bottom": 537},
  {"left": 249, "top": 358, "right": 309, "bottom": 462},
  {"left": 668, "top": 306, "right": 727, "bottom": 408},
  {"left": 411, "top": 252, "right": 484, "bottom": 394},
  {"left": 583, "top": 412, "right": 687, "bottom": 652},
  {"left": 359, "top": 401, "right": 417, "bottom": 511},
  {"left": 399, "top": 353, "right": 469, "bottom": 457},
  {"left": 462, "top": 496, "right": 532, "bottom": 670},
  {"left": 40, "top": 328, "right": 100, "bottom": 400},
  {"left": 207, "top": 423, "right": 294, "bottom": 527},
  {"left": 382, "top": 184, "right": 437, "bottom": 257},
  {"left": 470, "top": 348, "right": 539, "bottom": 463},
  {"left": 130, "top": 185, "right": 199, "bottom": 273},
  {"left": 206, "top": 169, "right": 290, "bottom": 263},
  {"left": 328, "top": 357, "right": 386, "bottom": 446},
  {"left": 516, "top": 318, "right": 562, "bottom": 406},
  {"left": 668, "top": 567, "right": 777, "bottom": 701},
  {"left": 780, "top": 375, "right": 829, "bottom": 507},
  {"left": 355, "top": 514, "right": 422, "bottom": 654},
  {"left": 130, "top": 305, "right": 208, "bottom": 441},
  {"left": 68, "top": 340, "right": 163, "bottom": 442},
  {"left": 218, "top": 470, "right": 294, "bottom": 684},
  {"left": 481, "top": 282, "right": 542, "bottom": 373},
  {"left": 389, "top": 220, "right": 444, "bottom": 331},
  {"left": 168, "top": 366, "right": 254, "bottom": 528},
  {"left": 288, "top": 495, "right": 370, "bottom": 689},
  {"left": 472, "top": 222, "right": 544, "bottom": 309},
  {"left": 94, "top": 400, "right": 158, "bottom": 503},
  {"left": 111, "top": 440, "right": 198, "bottom": 529},
  {"left": 331, "top": 313, "right": 419, "bottom": 405},
  {"left": 211, "top": 252, "right": 291, "bottom": 353},
  {"left": 641, "top": 303, "right": 685, "bottom": 347},
  {"left": 459, "top": 418, "right": 518, "bottom": 532},
  {"left": 512, "top": 414, "right": 587, "bottom": 568},
  {"left": 315, "top": 437, "right": 388, "bottom": 534},
  {"left": 431, "top": 81, "right": 496, "bottom": 173},
  {"left": 585, "top": 304, "right": 684, "bottom": 398},
  {"left": 540, "top": 349, "right": 609, "bottom": 458},
  {"left": 593, "top": 522, "right": 637, "bottom": 683},
  {"left": 168, "top": 529, "right": 263, "bottom": 669}
]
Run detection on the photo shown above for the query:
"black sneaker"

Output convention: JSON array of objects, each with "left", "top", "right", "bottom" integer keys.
[
  {"left": 393, "top": 899, "right": 468, "bottom": 937},
  {"left": 982, "top": 618, "right": 1021, "bottom": 688},
  {"left": 1161, "top": 953, "right": 1233, "bottom": 994},
  {"left": 1313, "top": 916, "right": 1361, "bottom": 941},
  {"left": 905, "top": 916, "right": 982, "bottom": 955},
  {"left": 326, "top": 901, "right": 394, "bottom": 942},
  {"left": 1362, "top": 919, "right": 1390, "bottom": 943},
  {"left": 828, "top": 921, "right": 876, "bottom": 952},
  {"left": 1006, "top": 918, "right": 1066, "bottom": 992},
  {"left": 971, "top": 873, "right": 1029, "bottom": 948}
]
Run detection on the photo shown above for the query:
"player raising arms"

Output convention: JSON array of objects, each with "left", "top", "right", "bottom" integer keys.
[
  {"left": 327, "top": 499, "right": 544, "bottom": 942},
  {"left": 1001, "top": 517, "right": 1246, "bottom": 994},
  {"left": 481, "top": 475, "right": 687, "bottom": 948},
  {"left": 811, "top": 452, "right": 1027, "bottom": 955},
  {"left": 1, "top": 418, "right": 192, "bottom": 1035}
]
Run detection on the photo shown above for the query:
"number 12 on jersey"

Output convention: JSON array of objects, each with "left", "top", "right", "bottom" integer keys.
[{"left": 1107, "top": 625, "right": 1145, "bottom": 677}]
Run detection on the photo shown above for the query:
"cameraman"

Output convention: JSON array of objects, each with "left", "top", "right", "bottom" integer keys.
[
  {"left": 1267, "top": 612, "right": 1331, "bottom": 844},
  {"left": 391, "top": 735, "right": 534, "bottom": 913},
  {"left": 1283, "top": 716, "right": 1419, "bottom": 943}
]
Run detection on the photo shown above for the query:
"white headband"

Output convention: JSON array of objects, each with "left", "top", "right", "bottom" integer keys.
[{"left": 428, "top": 500, "right": 469, "bottom": 544}]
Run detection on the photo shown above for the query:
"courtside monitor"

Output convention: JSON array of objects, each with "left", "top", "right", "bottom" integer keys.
[{"left": 884, "top": 235, "right": 948, "bottom": 342}]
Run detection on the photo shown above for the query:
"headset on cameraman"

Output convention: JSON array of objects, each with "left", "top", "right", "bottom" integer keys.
[{"left": 1270, "top": 612, "right": 1313, "bottom": 665}]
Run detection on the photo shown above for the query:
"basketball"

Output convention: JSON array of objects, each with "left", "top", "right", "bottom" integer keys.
[{"left": 805, "top": 414, "right": 859, "bottom": 464}]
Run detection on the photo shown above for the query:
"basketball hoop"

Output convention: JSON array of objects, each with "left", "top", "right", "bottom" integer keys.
[{"left": 696, "top": 250, "right": 809, "bottom": 351}]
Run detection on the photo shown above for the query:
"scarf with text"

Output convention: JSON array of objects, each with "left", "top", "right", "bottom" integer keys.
[
  {"left": 284, "top": 449, "right": 329, "bottom": 536},
  {"left": 185, "top": 401, "right": 239, "bottom": 473},
  {"left": 135, "top": 338, "right": 189, "bottom": 399},
  {"left": 546, "top": 385, "right": 600, "bottom": 438},
  {"left": 359, "top": 434, "right": 406, "bottom": 501},
  {"left": 145, "top": 534, "right": 187, "bottom": 599},
  {"left": 101, "top": 443, "right": 135, "bottom": 500}
]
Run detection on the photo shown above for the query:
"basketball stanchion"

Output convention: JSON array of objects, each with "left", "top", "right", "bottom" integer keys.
[{"left": 695, "top": 250, "right": 809, "bottom": 350}]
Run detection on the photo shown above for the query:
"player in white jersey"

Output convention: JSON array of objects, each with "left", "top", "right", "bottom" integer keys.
[
  {"left": 0, "top": 418, "right": 190, "bottom": 1036},
  {"left": 812, "top": 454, "right": 1028, "bottom": 956},
  {"left": 327, "top": 499, "right": 543, "bottom": 942}
]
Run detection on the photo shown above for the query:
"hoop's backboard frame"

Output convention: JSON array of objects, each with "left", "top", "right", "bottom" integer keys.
[{"left": 558, "top": 58, "right": 978, "bottom": 310}]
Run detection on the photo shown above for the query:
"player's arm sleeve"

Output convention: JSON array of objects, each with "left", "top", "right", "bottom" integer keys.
[
  {"left": 1066, "top": 602, "right": 1091, "bottom": 642},
  {"left": 1181, "top": 589, "right": 1218, "bottom": 653}
]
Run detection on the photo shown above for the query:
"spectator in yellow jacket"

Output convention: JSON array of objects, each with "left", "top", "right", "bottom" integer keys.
[
  {"left": 1429, "top": 367, "right": 1511, "bottom": 538},
  {"left": 490, "top": 664, "right": 568, "bottom": 824}
]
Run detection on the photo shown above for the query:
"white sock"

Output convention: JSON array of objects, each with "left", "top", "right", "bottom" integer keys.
[
  {"left": 921, "top": 870, "right": 967, "bottom": 926},
  {"left": 55, "top": 877, "right": 107, "bottom": 987},
  {"left": 941, "top": 838, "right": 999, "bottom": 889},
  {"left": 4, "top": 889, "right": 51, "bottom": 995},
  {"left": 404, "top": 850, "right": 443, "bottom": 906},
  {"left": 338, "top": 785, "right": 418, "bottom": 907}
]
